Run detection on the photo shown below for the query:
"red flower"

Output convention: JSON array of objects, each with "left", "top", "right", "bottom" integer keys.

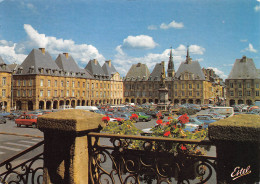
[
  {"left": 156, "top": 119, "right": 163, "bottom": 125},
  {"left": 130, "top": 114, "right": 138, "bottom": 120},
  {"left": 102, "top": 116, "right": 110, "bottom": 121},
  {"left": 173, "top": 125, "right": 176, "bottom": 129},
  {"left": 164, "top": 131, "right": 171, "bottom": 137},
  {"left": 181, "top": 144, "right": 187, "bottom": 150},
  {"left": 168, "top": 116, "right": 173, "bottom": 120},
  {"left": 166, "top": 121, "right": 170, "bottom": 125},
  {"left": 178, "top": 113, "right": 189, "bottom": 124}
]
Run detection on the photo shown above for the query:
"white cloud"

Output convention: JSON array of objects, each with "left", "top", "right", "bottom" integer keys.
[
  {"left": 223, "top": 64, "right": 234, "bottom": 67},
  {"left": 114, "top": 44, "right": 205, "bottom": 76},
  {"left": 0, "top": 0, "right": 4, "bottom": 3},
  {"left": 160, "top": 20, "right": 184, "bottom": 29},
  {"left": 0, "top": 40, "right": 27, "bottom": 64},
  {"left": 121, "top": 35, "right": 158, "bottom": 49},
  {"left": 242, "top": 43, "right": 257, "bottom": 53},
  {"left": 207, "top": 67, "right": 228, "bottom": 79},
  {"left": 23, "top": 24, "right": 104, "bottom": 64},
  {"left": 148, "top": 25, "right": 157, "bottom": 30},
  {"left": 255, "top": 5, "right": 260, "bottom": 12}
]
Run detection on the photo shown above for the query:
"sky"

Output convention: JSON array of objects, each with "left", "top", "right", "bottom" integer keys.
[{"left": 0, "top": 0, "right": 259, "bottom": 79}]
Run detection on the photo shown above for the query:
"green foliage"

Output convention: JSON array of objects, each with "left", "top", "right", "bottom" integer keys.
[{"left": 102, "top": 120, "right": 141, "bottom": 135}]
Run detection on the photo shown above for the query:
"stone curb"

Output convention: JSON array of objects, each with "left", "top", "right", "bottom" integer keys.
[{"left": 0, "top": 132, "right": 43, "bottom": 138}]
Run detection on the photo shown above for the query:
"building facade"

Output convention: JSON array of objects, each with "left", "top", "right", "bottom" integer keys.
[
  {"left": 124, "top": 48, "right": 225, "bottom": 105},
  {"left": 225, "top": 56, "right": 260, "bottom": 106},
  {"left": 0, "top": 56, "right": 12, "bottom": 112},
  {"left": 10, "top": 48, "right": 123, "bottom": 111}
]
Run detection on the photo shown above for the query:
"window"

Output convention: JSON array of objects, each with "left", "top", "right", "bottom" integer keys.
[
  {"left": 197, "top": 92, "right": 200, "bottom": 96},
  {"left": 96, "top": 83, "right": 98, "bottom": 88},
  {"left": 48, "top": 80, "right": 51, "bottom": 87},
  {"left": 78, "top": 82, "right": 80, "bottom": 87},
  {"left": 238, "top": 82, "right": 242, "bottom": 88},
  {"left": 256, "top": 91, "right": 259, "bottom": 97},
  {"left": 2, "top": 77, "right": 6, "bottom": 86},
  {"left": 47, "top": 90, "right": 51, "bottom": 97},
  {"left": 61, "top": 81, "right": 64, "bottom": 87},
  {"left": 29, "top": 79, "right": 32, "bottom": 86},
  {"left": 175, "top": 91, "right": 177, "bottom": 96},
  {"left": 100, "top": 92, "right": 102, "bottom": 97},
  {"left": 96, "top": 91, "right": 98, "bottom": 97},
  {"left": 2, "top": 89, "right": 6, "bottom": 97},
  {"left": 67, "top": 81, "right": 69, "bottom": 87},
  {"left": 40, "top": 90, "right": 43, "bottom": 97},
  {"left": 29, "top": 90, "right": 32, "bottom": 97},
  {"left": 72, "top": 90, "right": 75, "bottom": 97},
  {"left": 230, "top": 91, "right": 234, "bottom": 97},
  {"left": 182, "top": 84, "right": 184, "bottom": 89},
  {"left": 77, "top": 91, "right": 80, "bottom": 97},
  {"left": 189, "top": 84, "right": 192, "bottom": 89},
  {"left": 189, "top": 91, "right": 192, "bottom": 96},
  {"left": 174, "top": 84, "right": 177, "bottom": 89},
  {"left": 54, "top": 90, "right": 57, "bottom": 97},
  {"left": 72, "top": 81, "right": 75, "bottom": 87},
  {"left": 40, "top": 79, "right": 44, "bottom": 87},
  {"left": 83, "top": 91, "right": 85, "bottom": 96},
  {"left": 66, "top": 90, "right": 69, "bottom": 97},
  {"left": 55, "top": 80, "right": 57, "bottom": 87},
  {"left": 197, "top": 84, "right": 200, "bottom": 89},
  {"left": 91, "top": 83, "right": 94, "bottom": 89},
  {"left": 247, "top": 83, "right": 251, "bottom": 88},
  {"left": 247, "top": 91, "right": 251, "bottom": 96},
  {"left": 17, "top": 80, "right": 21, "bottom": 86},
  {"left": 230, "top": 83, "right": 233, "bottom": 88},
  {"left": 182, "top": 91, "right": 185, "bottom": 96},
  {"left": 23, "top": 80, "right": 26, "bottom": 86},
  {"left": 61, "top": 90, "right": 64, "bottom": 97},
  {"left": 104, "top": 91, "right": 106, "bottom": 97},
  {"left": 238, "top": 91, "right": 242, "bottom": 97},
  {"left": 256, "top": 83, "right": 259, "bottom": 89}
]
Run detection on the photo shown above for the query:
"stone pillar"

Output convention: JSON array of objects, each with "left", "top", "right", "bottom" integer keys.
[
  {"left": 209, "top": 114, "right": 260, "bottom": 184},
  {"left": 38, "top": 109, "right": 105, "bottom": 184}
]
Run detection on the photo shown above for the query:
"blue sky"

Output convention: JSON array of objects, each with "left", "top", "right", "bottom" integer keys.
[{"left": 0, "top": 0, "right": 259, "bottom": 79}]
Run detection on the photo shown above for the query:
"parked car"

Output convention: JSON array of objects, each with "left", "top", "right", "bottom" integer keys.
[
  {"left": 188, "top": 117, "right": 205, "bottom": 130},
  {"left": 145, "top": 111, "right": 159, "bottom": 118},
  {"left": 135, "top": 112, "right": 151, "bottom": 122},
  {"left": 0, "top": 115, "right": 6, "bottom": 124},
  {"left": 196, "top": 116, "right": 216, "bottom": 128},
  {"left": 15, "top": 114, "right": 39, "bottom": 128},
  {"left": 5, "top": 112, "right": 20, "bottom": 120}
]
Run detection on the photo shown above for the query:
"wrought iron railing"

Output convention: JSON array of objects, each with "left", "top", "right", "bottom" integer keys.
[
  {"left": 88, "top": 133, "right": 217, "bottom": 184},
  {"left": 0, "top": 141, "right": 44, "bottom": 184}
]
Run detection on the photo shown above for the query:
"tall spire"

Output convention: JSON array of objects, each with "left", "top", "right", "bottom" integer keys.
[
  {"left": 167, "top": 47, "right": 175, "bottom": 77},
  {"left": 168, "top": 47, "right": 174, "bottom": 70},
  {"left": 186, "top": 45, "right": 192, "bottom": 64}
]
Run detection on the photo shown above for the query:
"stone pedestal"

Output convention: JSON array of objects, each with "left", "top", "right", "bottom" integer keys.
[
  {"left": 38, "top": 109, "right": 105, "bottom": 184},
  {"left": 157, "top": 87, "right": 169, "bottom": 111},
  {"left": 209, "top": 114, "right": 260, "bottom": 184}
]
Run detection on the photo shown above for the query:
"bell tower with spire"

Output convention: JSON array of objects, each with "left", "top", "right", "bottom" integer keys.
[
  {"left": 167, "top": 47, "right": 175, "bottom": 77},
  {"left": 185, "top": 45, "right": 192, "bottom": 64}
]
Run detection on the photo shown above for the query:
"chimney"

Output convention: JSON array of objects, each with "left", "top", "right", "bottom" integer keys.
[
  {"left": 63, "top": 53, "right": 69, "bottom": 59},
  {"left": 106, "top": 60, "right": 111, "bottom": 67},
  {"left": 93, "top": 59, "right": 97, "bottom": 65},
  {"left": 39, "top": 48, "right": 45, "bottom": 54}
]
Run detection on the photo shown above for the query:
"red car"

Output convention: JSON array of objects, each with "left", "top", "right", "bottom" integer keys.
[
  {"left": 15, "top": 114, "right": 39, "bottom": 128},
  {"left": 106, "top": 114, "right": 124, "bottom": 123}
]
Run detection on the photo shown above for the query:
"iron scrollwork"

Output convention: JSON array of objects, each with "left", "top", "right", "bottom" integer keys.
[
  {"left": 89, "top": 133, "right": 217, "bottom": 184},
  {"left": 0, "top": 141, "right": 44, "bottom": 184}
]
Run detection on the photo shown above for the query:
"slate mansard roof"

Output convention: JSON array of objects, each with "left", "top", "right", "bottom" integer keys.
[
  {"left": 14, "top": 48, "right": 93, "bottom": 78},
  {"left": 102, "top": 60, "right": 118, "bottom": 78},
  {"left": 175, "top": 60, "right": 205, "bottom": 80},
  {"left": 55, "top": 53, "right": 93, "bottom": 78},
  {"left": 149, "top": 62, "right": 164, "bottom": 81},
  {"left": 0, "top": 56, "right": 11, "bottom": 72},
  {"left": 227, "top": 56, "right": 260, "bottom": 79},
  {"left": 125, "top": 63, "right": 150, "bottom": 81}
]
